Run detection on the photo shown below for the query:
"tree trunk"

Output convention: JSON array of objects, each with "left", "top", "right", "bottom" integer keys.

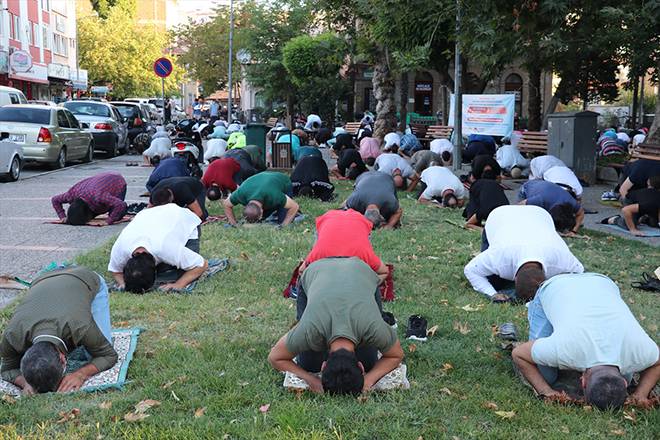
[
  {"left": 527, "top": 67, "right": 542, "bottom": 131},
  {"left": 286, "top": 93, "right": 295, "bottom": 129},
  {"left": 347, "top": 62, "right": 356, "bottom": 121},
  {"left": 398, "top": 71, "right": 409, "bottom": 132},
  {"left": 541, "top": 79, "right": 564, "bottom": 130},
  {"left": 372, "top": 50, "right": 397, "bottom": 140},
  {"left": 631, "top": 74, "right": 639, "bottom": 128},
  {"left": 646, "top": 59, "right": 660, "bottom": 143}
]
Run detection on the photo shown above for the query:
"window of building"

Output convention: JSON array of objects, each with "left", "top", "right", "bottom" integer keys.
[
  {"left": 12, "top": 15, "right": 20, "bottom": 41},
  {"left": 504, "top": 73, "right": 523, "bottom": 116},
  {"left": 27, "top": 22, "right": 33, "bottom": 45},
  {"left": 42, "top": 26, "right": 50, "bottom": 50}
]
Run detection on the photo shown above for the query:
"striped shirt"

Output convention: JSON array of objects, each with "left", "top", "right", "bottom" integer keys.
[{"left": 51, "top": 172, "right": 127, "bottom": 224}]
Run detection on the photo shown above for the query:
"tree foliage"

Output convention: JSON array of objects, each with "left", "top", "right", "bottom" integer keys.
[
  {"left": 78, "top": 3, "right": 184, "bottom": 98},
  {"left": 282, "top": 33, "right": 347, "bottom": 121}
]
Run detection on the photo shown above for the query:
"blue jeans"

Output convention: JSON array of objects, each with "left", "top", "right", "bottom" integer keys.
[
  {"left": 91, "top": 275, "right": 112, "bottom": 344},
  {"left": 527, "top": 291, "right": 557, "bottom": 385}
]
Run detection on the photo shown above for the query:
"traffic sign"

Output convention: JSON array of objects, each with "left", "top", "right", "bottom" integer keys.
[{"left": 153, "top": 57, "right": 173, "bottom": 78}]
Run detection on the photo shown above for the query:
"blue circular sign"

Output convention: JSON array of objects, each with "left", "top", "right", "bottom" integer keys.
[{"left": 154, "top": 57, "right": 173, "bottom": 78}]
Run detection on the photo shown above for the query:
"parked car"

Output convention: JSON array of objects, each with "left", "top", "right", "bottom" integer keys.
[
  {"left": 63, "top": 100, "right": 128, "bottom": 156},
  {"left": 0, "top": 86, "right": 28, "bottom": 106},
  {"left": 28, "top": 100, "right": 58, "bottom": 107},
  {"left": 110, "top": 101, "right": 155, "bottom": 146},
  {"left": 0, "top": 140, "right": 23, "bottom": 181},
  {"left": 0, "top": 104, "right": 93, "bottom": 169}
]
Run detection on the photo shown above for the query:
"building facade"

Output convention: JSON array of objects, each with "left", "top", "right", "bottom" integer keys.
[{"left": 0, "top": 0, "right": 86, "bottom": 101}]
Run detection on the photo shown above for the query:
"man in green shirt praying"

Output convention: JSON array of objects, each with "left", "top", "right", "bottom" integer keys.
[
  {"left": 223, "top": 171, "right": 300, "bottom": 226},
  {"left": 268, "top": 257, "right": 404, "bottom": 395},
  {"left": 0, "top": 267, "right": 117, "bottom": 395}
]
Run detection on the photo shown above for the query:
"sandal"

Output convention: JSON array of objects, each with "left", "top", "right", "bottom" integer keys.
[{"left": 631, "top": 272, "right": 660, "bottom": 292}]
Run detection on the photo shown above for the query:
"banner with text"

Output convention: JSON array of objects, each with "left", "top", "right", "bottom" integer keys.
[{"left": 448, "top": 94, "right": 515, "bottom": 137}]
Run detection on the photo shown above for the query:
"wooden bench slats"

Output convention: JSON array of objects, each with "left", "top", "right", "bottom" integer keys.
[
  {"left": 518, "top": 131, "right": 548, "bottom": 154},
  {"left": 631, "top": 142, "right": 660, "bottom": 161},
  {"left": 344, "top": 122, "right": 362, "bottom": 135}
]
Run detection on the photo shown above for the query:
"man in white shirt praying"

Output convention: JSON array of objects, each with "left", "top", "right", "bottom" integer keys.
[
  {"left": 374, "top": 145, "right": 418, "bottom": 189},
  {"left": 463, "top": 205, "right": 583, "bottom": 302},
  {"left": 512, "top": 273, "right": 659, "bottom": 409},
  {"left": 108, "top": 204, "right": 208, "bottom": 293},
  {"left": 416, "top": 166, "right": 467, "bottom": 208}
]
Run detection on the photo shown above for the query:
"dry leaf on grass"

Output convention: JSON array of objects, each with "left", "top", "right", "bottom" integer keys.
[
  {"left": 426, "top": 325, "right": 439, "bottom": 337},
  {"left": 161, "top": 380, "right": 176, "bottom": 389},
  {"left": 194, "top": 407, "right": 206, "bottom": 418},
  {"left": 453, "top": 321, "right": 470, "bottom": 335},
  {"left": 408, "top": 343, "right": 417, "bottom": 353},
  {"left": 482, "top": 401, "right": 498, "bottom": 410},
  {"left": 494, "top": 410, "right": 515, "bottom": 419},
  {"left": 1, "top": 395, "right": 16, "bottom": 404},
  {"left": 439, "top": 387, "right": 452, "bottom": 396},
  {"left": 259, "top": 404, "right": 270, "bottom": 413},
  {"left": 623, "top": 410, "right": 637, "bottom": 423},
  {"left": 134, "top": 399, "right": 161, "bottom": 414},
  {"left": 124, "top": 412, "right": 150, "bottom": 422},
  {"left": 460, "top": 304, "right": 484, "bottom": 312},
  {"left": 56, "top": 408, "right": 80, "bottom": 424},
  {"left": 356, "top": 394, "right": 369, "bottom": 403},
  {"left": 240, "top": 252, "right": 250, "bottom": 260},
  {"left": 99, "top": 401, "right": 112, "bottom": 410},
  {"left": 610, "top": 429, "right": 626, "bottom": 436},
  {"left": 171, "top": 391, "right": 181, "bottom": 402}
]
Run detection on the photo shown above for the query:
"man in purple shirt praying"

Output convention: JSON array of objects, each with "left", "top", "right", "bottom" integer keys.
[{"left": 51, "top": 172, "right": 128, "bottom": 225}]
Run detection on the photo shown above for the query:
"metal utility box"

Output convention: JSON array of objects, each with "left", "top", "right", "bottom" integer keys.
[
  {"left": 245, "top": 123, "right": 269, "bottom": 163},
  {"left": 547, "top": 111, "right": 599, "bottom": 184}
]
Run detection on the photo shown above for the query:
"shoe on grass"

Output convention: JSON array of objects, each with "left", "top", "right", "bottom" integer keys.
[
  {"left": 382, "top": 311, "right": 397, "bottom": 329},
  {"left": 405, "top": 315, "right": 428, "bottom": 342}
]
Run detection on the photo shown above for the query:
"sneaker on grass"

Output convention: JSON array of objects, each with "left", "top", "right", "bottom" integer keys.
[{"left": 405, "top": 315, "right": 428, "bottom": 342}]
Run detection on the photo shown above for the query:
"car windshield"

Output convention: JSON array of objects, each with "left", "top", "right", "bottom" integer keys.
[
  {"left": 0, "top": 108, "right": 50, "bottom": 124},
  {"left": 114, "top": 105, "right": 137, "bottom": 118},
  {"left": 149, "top": 99, "right": 164, "bottom": 108},
  {"left": 63, "top": 102, "right": 111, "bottom": 117}
]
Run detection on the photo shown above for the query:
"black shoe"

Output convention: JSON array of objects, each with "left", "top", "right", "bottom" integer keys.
[
  {"left": 405, "top": 315, "right": 428, "bottom": 341},
  {"left": 382, "top": 311, "right": 397, "bottom": 328}
]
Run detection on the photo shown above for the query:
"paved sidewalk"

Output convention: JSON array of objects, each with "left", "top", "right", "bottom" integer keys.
[{"left": 0, "top": 155, "right": 152, "bottom": 307}]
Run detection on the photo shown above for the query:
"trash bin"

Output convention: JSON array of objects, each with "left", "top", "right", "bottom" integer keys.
[
  {"left": 245, "top": 123, "right": 270, "bottom": 165},
  {"left": 547, "top": 111, "right": 599, "bottom": 184}
]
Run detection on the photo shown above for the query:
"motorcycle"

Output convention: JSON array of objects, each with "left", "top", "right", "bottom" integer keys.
[{"left": 171, "top": 140, "right": 202, "bottom": 178}]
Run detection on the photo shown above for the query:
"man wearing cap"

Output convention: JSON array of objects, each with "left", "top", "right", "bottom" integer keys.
[{"left": 0, "top": 267, "right": 117, "bottom": 394}]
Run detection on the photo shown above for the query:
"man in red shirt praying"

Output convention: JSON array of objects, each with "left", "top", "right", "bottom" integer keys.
[
  {"left": 202, "top": 157, "right": 242, "bottom": 201},
  {"left": 300, "top": 209, "right": 389, "bottom": 281}
]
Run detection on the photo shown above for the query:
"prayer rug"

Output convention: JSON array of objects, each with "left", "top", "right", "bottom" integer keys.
[
  {"left": 284, "top": 363, "right": 410, "bottom": 392},
  {"left": 0, "top": 328, "right": 141, "bottom": 397},
  {"left": 44, "top": 215, "right": 133, "bottom": 227},
  {"left": 605, "top": 223, "right": 660, "bottom": 237}
]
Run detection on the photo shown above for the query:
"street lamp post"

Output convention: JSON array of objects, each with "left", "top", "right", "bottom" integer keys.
[
  {"left": 453, "top": 0, "right": 463, "bottom": 170},
  {"left": 227, "top": 0, "right": 234, "bottom": 122}
]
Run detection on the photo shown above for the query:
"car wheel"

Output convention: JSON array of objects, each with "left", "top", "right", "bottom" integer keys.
[
  {"left": 52, "top": 147, "right": 67, "bottom": 169},
  {"left": 6, "top": 156, "right": 20, "bottom": 181},
  {"left": 83, "top": 143, "right": 94, "bottom": 163},
  {"left": 108, "top": 138, "right": 118, "bottom": 158}
]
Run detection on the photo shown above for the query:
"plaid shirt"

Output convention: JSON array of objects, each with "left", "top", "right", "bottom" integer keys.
[{"left": 51, "top": 172, "right": 127, "bottom": 224}]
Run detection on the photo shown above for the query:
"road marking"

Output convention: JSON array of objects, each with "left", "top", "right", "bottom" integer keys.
[{"left": 0, "top": 245, "right": 81, "bottom": 251}]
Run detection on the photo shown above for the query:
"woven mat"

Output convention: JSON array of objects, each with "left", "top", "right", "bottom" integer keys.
[
  {"left": 44, "top": 215, "right": 133, "bottom": 227},
  {"left": 605, "top": 223, "right": 660, "bottom": 237},
  {"left": 0, "top": 328, "right": 141, "bottom": 397},
  {"left": 284, "top": 363, "right": 410, "bottom": 392}
]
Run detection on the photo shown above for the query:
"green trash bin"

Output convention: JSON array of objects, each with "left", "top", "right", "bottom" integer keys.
[{"left": 245, "top": 123, "right": 270, "bottom": 165}]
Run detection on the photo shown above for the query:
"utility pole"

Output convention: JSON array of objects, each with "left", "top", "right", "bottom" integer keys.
[
  {"left": 638, "top": 73, "right": 645, "bottom": 128},
  {"left": 452, "top": 0, "right": 463, "bottom": 170},
  {"left": 227, "top": 0, "right": 234, "bottom": 122}
]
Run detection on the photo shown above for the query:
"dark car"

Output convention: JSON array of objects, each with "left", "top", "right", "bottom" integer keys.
[{"left": 110, "top": 102, "right": 155, "bottom": 146}]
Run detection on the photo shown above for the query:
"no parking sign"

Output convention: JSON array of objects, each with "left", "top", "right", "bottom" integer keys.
[{"left": 153, "top": 57, "right": 173, "bottom": 78}]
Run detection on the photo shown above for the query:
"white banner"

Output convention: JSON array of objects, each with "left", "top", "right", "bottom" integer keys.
[{"left": 449, "top": 94, "right": 515, "bottom": 137}]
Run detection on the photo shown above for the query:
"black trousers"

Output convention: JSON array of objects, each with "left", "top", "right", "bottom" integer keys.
[{"left": 295, "top": 281, "right": 383, "bottom": 373}]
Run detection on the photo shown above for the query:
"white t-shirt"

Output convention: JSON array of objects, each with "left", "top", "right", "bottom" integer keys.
[
  {"left": 616, "top": 132, "right": 630, "bottom": 144},
  {"left": 496, "top": 145, "right": 529, "bottom": 170},
  {"left": 464, "top": 205, "right": 584, "bottom": 297},
  {"left": 375, "top": 153, "right": 415, "bottom": 178},
  {"left": 529, "top": 155, "right": 565, "bottom": 179},
  {"left": 108, "top": 204, "right": 204, "bottom": 273},
  {"left": 143, "top": 137, "right": 172, "bottom": 158},
  {"left": 430, "top": 139, "right": 453, "bottom": 155},
  {"left": 542, "top": 166, "right": 583, "bottom": 197},
  {"left": 204, "top": 139, "right": 228, "bottom": 161},
  {"left": 532, "top": 273, "right": 659, "bottom": 375},
  {"left": 383, "top": 132, "right": 401, "bottom": 150},
  {"left": 633, "top": 134, "right": 645, "bottom": 147},
  {"left": 419, "top": 166, "right": 466, "bottom": 200},
  {"left": 305, "top": 114, "right": 321, "bottom": 131},
  {"left": 151, "top": 129, "right": 169, "bottom": 139}
]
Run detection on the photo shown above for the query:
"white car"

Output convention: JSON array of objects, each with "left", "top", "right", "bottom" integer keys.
[{"left": 0, "top": 140, "right": 23, "bottom": 181}]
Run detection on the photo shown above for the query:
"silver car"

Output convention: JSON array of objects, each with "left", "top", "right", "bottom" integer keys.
[
  {"left": 63, "top": 101, "right": 128, "bottom": 156},
  {"left": 0, "top": 140, "right": 23, "bottom": 181},
  {"left": 0, "top": 104, "right": 93, "bottom": 169}
]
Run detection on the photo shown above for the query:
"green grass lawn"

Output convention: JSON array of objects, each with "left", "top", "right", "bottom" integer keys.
[{"left": 1, "top": 179, "right": 659, "bottom": 439}]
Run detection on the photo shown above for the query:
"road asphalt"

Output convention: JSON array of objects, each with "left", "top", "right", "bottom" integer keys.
[{"left": 0, "top": 153, "right": 657, "bottom": 308}]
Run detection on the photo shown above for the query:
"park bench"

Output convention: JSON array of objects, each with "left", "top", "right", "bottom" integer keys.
[
  {"left": 266, "top": 117, "right": 278, "bottom": 127},
  {"left": 344, "top": 122, "right": 362, "bottom": 135},
  {"left": 272, "top": 140, "right": 293, "bottom": 169},
  {"left": 518, "top": 131, "right": 548, "bottom": 155},
  {"left": 416, "top": 125, "right": 453, "bottom": 147},
  {"left": 631, "top": 142, "right": 660, "bottom": 161}
]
